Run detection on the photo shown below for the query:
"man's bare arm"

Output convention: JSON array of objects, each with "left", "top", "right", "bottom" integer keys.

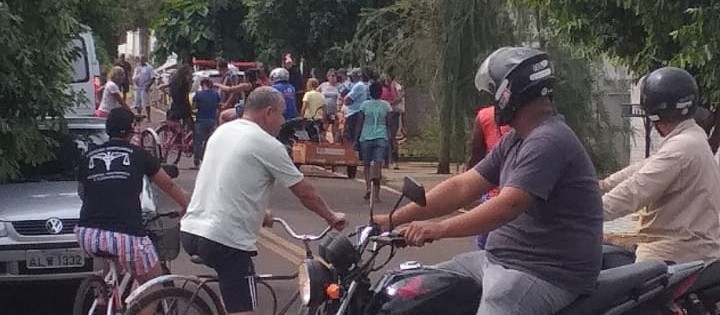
[
  {"left": 150, "top": 170, "right": 189, "bottom": 215},
  {"left": 467, "top": 124, "right": 487, "bottom": 168},
  {"left": 214, "top": 82, "right": 252, "bottom": 93},
  {"left": 390, "top": 170, "right": 493, "bottom": 226},
  {"left": 290, "top": 179, "right": 346, "bottom": 230},
  {"left": 439, "top": 186, "right": 533, "bottom": 238}
]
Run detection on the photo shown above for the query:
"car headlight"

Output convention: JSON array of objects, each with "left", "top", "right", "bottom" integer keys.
[
  {"left": 0, "top": 222, "right": 7, "bottom": 237},
  {"left": 298, "top": 259, "right": 332, "bottom": 306}
]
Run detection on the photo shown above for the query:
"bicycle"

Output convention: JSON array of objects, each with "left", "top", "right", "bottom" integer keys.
[
  {"left": 155, "top": 119, "right": 194, "bottom": 165},
  {"left": 72, "top": 211, "right": 180, "bottom": 315},
  {"left": 127, "top": 114, "right": 163, "bottom": 161},
  {"left": 123, "top": 217, "right": 332, "bottom": 315}
]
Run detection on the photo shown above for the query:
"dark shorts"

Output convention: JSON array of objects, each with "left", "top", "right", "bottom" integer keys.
[
  {"left": 343, "top": 114, "right": 360, "bottom": 144},
  {"left": 181, "top": 232, "right": 257, "bottom": 313},
  {"left": 360, "top": 138, "right": 388, "bottom": 165},
  {"left": 325, "top": 112, "right": 336, "bottom": 123}
]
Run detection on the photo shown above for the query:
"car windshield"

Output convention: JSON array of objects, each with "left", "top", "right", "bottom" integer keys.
[{"left": 12, "top": 128, "right": 107, "bottom": 183}]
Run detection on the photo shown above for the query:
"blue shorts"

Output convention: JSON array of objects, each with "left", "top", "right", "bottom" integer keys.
[{"left": 360, "top": 139, "right": 388, "bottom": 165}]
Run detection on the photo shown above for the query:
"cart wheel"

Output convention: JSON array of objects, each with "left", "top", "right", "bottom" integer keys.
[{"left": 347, "top": 166, "right": 357, "bottom": 179}]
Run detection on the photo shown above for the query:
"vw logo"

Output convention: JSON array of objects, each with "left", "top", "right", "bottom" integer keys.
[{"left": 45, "top": 218, "right": 64, "bottom": 234}]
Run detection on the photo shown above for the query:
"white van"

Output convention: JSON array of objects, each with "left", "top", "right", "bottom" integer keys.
[{"left": 66, "top": 30, "right": 102, "bottom": 117}]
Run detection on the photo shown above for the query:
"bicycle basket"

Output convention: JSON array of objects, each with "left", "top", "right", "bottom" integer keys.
[{"left": 144, "top": 212, "right": 181, "bottom": 261}]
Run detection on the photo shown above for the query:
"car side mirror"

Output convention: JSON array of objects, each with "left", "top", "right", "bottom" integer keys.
[
  {"left": 402, "top": 177, "right": 426, "bottom": 206},
  {"left": 162, "top": 164, "right": 179, "bottom": 179}
]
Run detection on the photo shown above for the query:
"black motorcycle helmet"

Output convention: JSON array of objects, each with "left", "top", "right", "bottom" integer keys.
[
  {"left": 475, "top": 47, "right": 554, "bottom": 125},
  {"left": 640, "top": 67, "right": 698, "bottom": 122}
]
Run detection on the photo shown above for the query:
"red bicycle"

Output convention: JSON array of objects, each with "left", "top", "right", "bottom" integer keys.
[
  {"left": 155, "top": 119, "right": 194, "bottom": 165},
  {"left": 129, "top": 115, "right": 163, "bottom": 161}
]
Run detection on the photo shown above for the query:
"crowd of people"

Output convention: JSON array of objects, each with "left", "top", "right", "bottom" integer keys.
[{"left": 75, "top": 45, "right": 720, "bottom": 315}]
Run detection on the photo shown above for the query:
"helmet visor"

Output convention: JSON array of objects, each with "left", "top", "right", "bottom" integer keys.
[{"left": 475, "top": 56, "right": 494, "bottom": 95}]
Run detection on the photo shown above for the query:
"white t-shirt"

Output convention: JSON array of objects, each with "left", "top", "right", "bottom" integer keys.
[
  {"left": 133, "top": 64, "right": 154, "bottom": 88},
  {"left": 181, "top": 119, "right": 304, "bottom": 252},
  {"left": 318, "top": 82, "right": 339, "bottom": 115},
  {"left": 98, "top": 81, "right": 121, "bottom": 112}
]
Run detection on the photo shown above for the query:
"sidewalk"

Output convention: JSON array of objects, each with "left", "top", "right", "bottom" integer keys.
[{"left": 376, "top": 161, "right": 461, "bottom": 191}]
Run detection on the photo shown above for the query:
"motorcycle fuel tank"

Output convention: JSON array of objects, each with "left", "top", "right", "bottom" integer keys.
[{"left": 366, "top": 262, "right": 481, "bottom": 315}]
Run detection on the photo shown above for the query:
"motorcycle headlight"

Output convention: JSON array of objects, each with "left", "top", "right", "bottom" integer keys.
[{"left": 298, "top": 259, "right": 332, "bottom": 306}]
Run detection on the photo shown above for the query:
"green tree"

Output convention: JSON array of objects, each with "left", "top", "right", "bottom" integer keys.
[
  {"left": 516, "top": 0, "right": 720, "bottom": 152},
  {"left": 0, "top": 0, "right": 82, "bottom": 181},
  {"left": 121, "top": 0, "right": 163, "bottom": 59},
  {"left": 73, "top": 0, "right": 123, "bottom": 66},
  {"left": 243, "top": 0, "right": 392, "bottom": 70},
  {"left": 153, "top": 0, "right": 255, "bottom": 64},
  {"left": 346, "top": 0, "right": 516, "bottom": 173},
  {"left": 349, "top": 0, "right": 623, "bottom": 174}
]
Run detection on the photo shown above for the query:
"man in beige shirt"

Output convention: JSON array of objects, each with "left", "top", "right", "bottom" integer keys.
[{"left": 601, "top": 67, "right": 720, "bottom": 264}]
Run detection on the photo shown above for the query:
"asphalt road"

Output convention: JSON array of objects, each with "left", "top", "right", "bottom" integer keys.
[{"left": 0, "top": 161, "right": 476, "bottom": 315}]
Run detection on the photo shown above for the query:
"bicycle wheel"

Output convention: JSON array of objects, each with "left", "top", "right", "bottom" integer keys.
[
  {"left": 124, "top": 287, "right": 213, "bottom": 315},
  {"left": 183, "top": 131, "right": 194, "bottom": 158},
  {"left": 73, "top": 275, "right": 110, "bottom": 315},
  {"left": 156, "top": 125, "right": 182, "bottom": 165},
  {"left": 140, "top": 129, "right": 163, "bottom": 161}
]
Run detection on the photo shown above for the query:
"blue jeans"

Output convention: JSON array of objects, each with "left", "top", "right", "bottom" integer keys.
[
  {"left": 194, "top": 119, "right": 216, "bottom": 165},
  {"left": 360, "top": 139, "right": 388, "bottom": 165}
]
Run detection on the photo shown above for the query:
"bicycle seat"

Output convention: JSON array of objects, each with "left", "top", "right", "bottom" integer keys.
[
  {"left": 190, "top": 255, "right": 205, "bottom": 265},
  {"left": 557, "top": 260, "right": 668, "bottom": 315}
]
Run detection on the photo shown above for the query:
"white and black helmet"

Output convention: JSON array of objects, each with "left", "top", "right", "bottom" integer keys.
[
  {"left": 640, "top": 67, "right": 698, "bottom": 122},
  {"left": 269, "top": 67, "right": 290, "bottom": 83},
  {"left": 475, "top": 47, "right": 554, "bottom": 125}
]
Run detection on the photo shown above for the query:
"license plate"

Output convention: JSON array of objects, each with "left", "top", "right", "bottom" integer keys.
[{"left": 26, "top": 249, "right": 85, "bottom": 269}]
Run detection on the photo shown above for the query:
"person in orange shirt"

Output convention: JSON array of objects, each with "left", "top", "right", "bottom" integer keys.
[{"left": 467, "top": 105, "right": 511, "bottom": 249}]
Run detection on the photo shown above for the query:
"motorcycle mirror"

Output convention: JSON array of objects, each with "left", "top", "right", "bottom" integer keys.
[
  {"left": 161, "top": 164, "right": 179, "bottom": 179},
  {"left": 402, "top": 177, "right": 426, "bottom": 206}
]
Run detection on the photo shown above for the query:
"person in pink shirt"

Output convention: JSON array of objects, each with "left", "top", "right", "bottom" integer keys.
[
  {"left": 380, "top": 74, "right": 401, "bottom": 169},
  {"left": 468, "top": 105, "right": 511, "bottom": 248}
]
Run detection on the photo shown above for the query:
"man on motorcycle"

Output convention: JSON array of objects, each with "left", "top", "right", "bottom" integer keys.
[
  {"left": 375, "top": 47, "right": 603, "bottom": 314},
  {"left": 180, "top": 87, "right": 347, "bottom": 315},
  {"left": 601, "top": 67, "right": 720, "bottom": 264}
]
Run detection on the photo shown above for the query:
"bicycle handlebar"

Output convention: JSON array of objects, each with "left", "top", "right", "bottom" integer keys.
[
  {"left": 271, "top": 217, "right": 331, "bottom": 241},
  {"left": 143, "top": 211, "right": 180, "bottom": 225}
]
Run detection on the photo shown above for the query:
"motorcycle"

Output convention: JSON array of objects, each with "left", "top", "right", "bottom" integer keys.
[
  {"left": 296, "top": 174, "right": 705, "bottom": 315},
  {"left": 673, "top": 260, "right": 720, "bottom": 314}
]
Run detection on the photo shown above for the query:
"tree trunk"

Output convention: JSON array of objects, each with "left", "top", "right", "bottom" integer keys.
[
  {"left": 139, "top": 27, "right": 151, "bottom": 59},
  {"left": 438, "top": 97, "right": 452, "bottom": 174}
]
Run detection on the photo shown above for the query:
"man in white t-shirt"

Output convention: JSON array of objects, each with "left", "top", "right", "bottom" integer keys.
[
  {"left": 132, "top": 56, "right": 154, "bottom": 121},
  {"left": 180, "top": 86, "right": 347, "bottom": 315}
]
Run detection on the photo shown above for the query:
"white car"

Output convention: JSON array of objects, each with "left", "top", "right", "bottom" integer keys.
[{"left": 0, "top": 117, "right": 160, "bottom": 282}]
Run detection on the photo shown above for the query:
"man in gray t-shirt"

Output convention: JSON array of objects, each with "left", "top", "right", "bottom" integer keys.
[{"left": 375, "top": 47, "right": 602, "bottom": 315}]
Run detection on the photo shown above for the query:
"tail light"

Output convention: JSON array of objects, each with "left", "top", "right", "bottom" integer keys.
[{"left": 93, "top": 76, "right": 101, "bottom": 109}]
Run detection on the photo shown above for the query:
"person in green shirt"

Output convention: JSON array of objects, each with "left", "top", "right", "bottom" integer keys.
[{"left": 358, "top": 81, "right": 392, "bottom": 202}]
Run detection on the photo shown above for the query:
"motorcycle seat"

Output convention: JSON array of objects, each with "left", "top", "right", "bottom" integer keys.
[
  {"left": 557, "top": 260, "right": 668, "bottom": 315},
  {"left": 686, "top": 260, "right": 720, "bottom": 293}
]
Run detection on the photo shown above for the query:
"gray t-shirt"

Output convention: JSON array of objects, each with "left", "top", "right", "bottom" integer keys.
[{"left": 474, "top": 115, "right": 602, "bottom": 294}]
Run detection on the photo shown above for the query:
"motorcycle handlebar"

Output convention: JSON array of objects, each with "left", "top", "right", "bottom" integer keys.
[
  {"left": 271, "top": 217, "right": 332, "bottom": 241},
  {"left": 369, "top": 232, "right": 407, "bottom": 247}
]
